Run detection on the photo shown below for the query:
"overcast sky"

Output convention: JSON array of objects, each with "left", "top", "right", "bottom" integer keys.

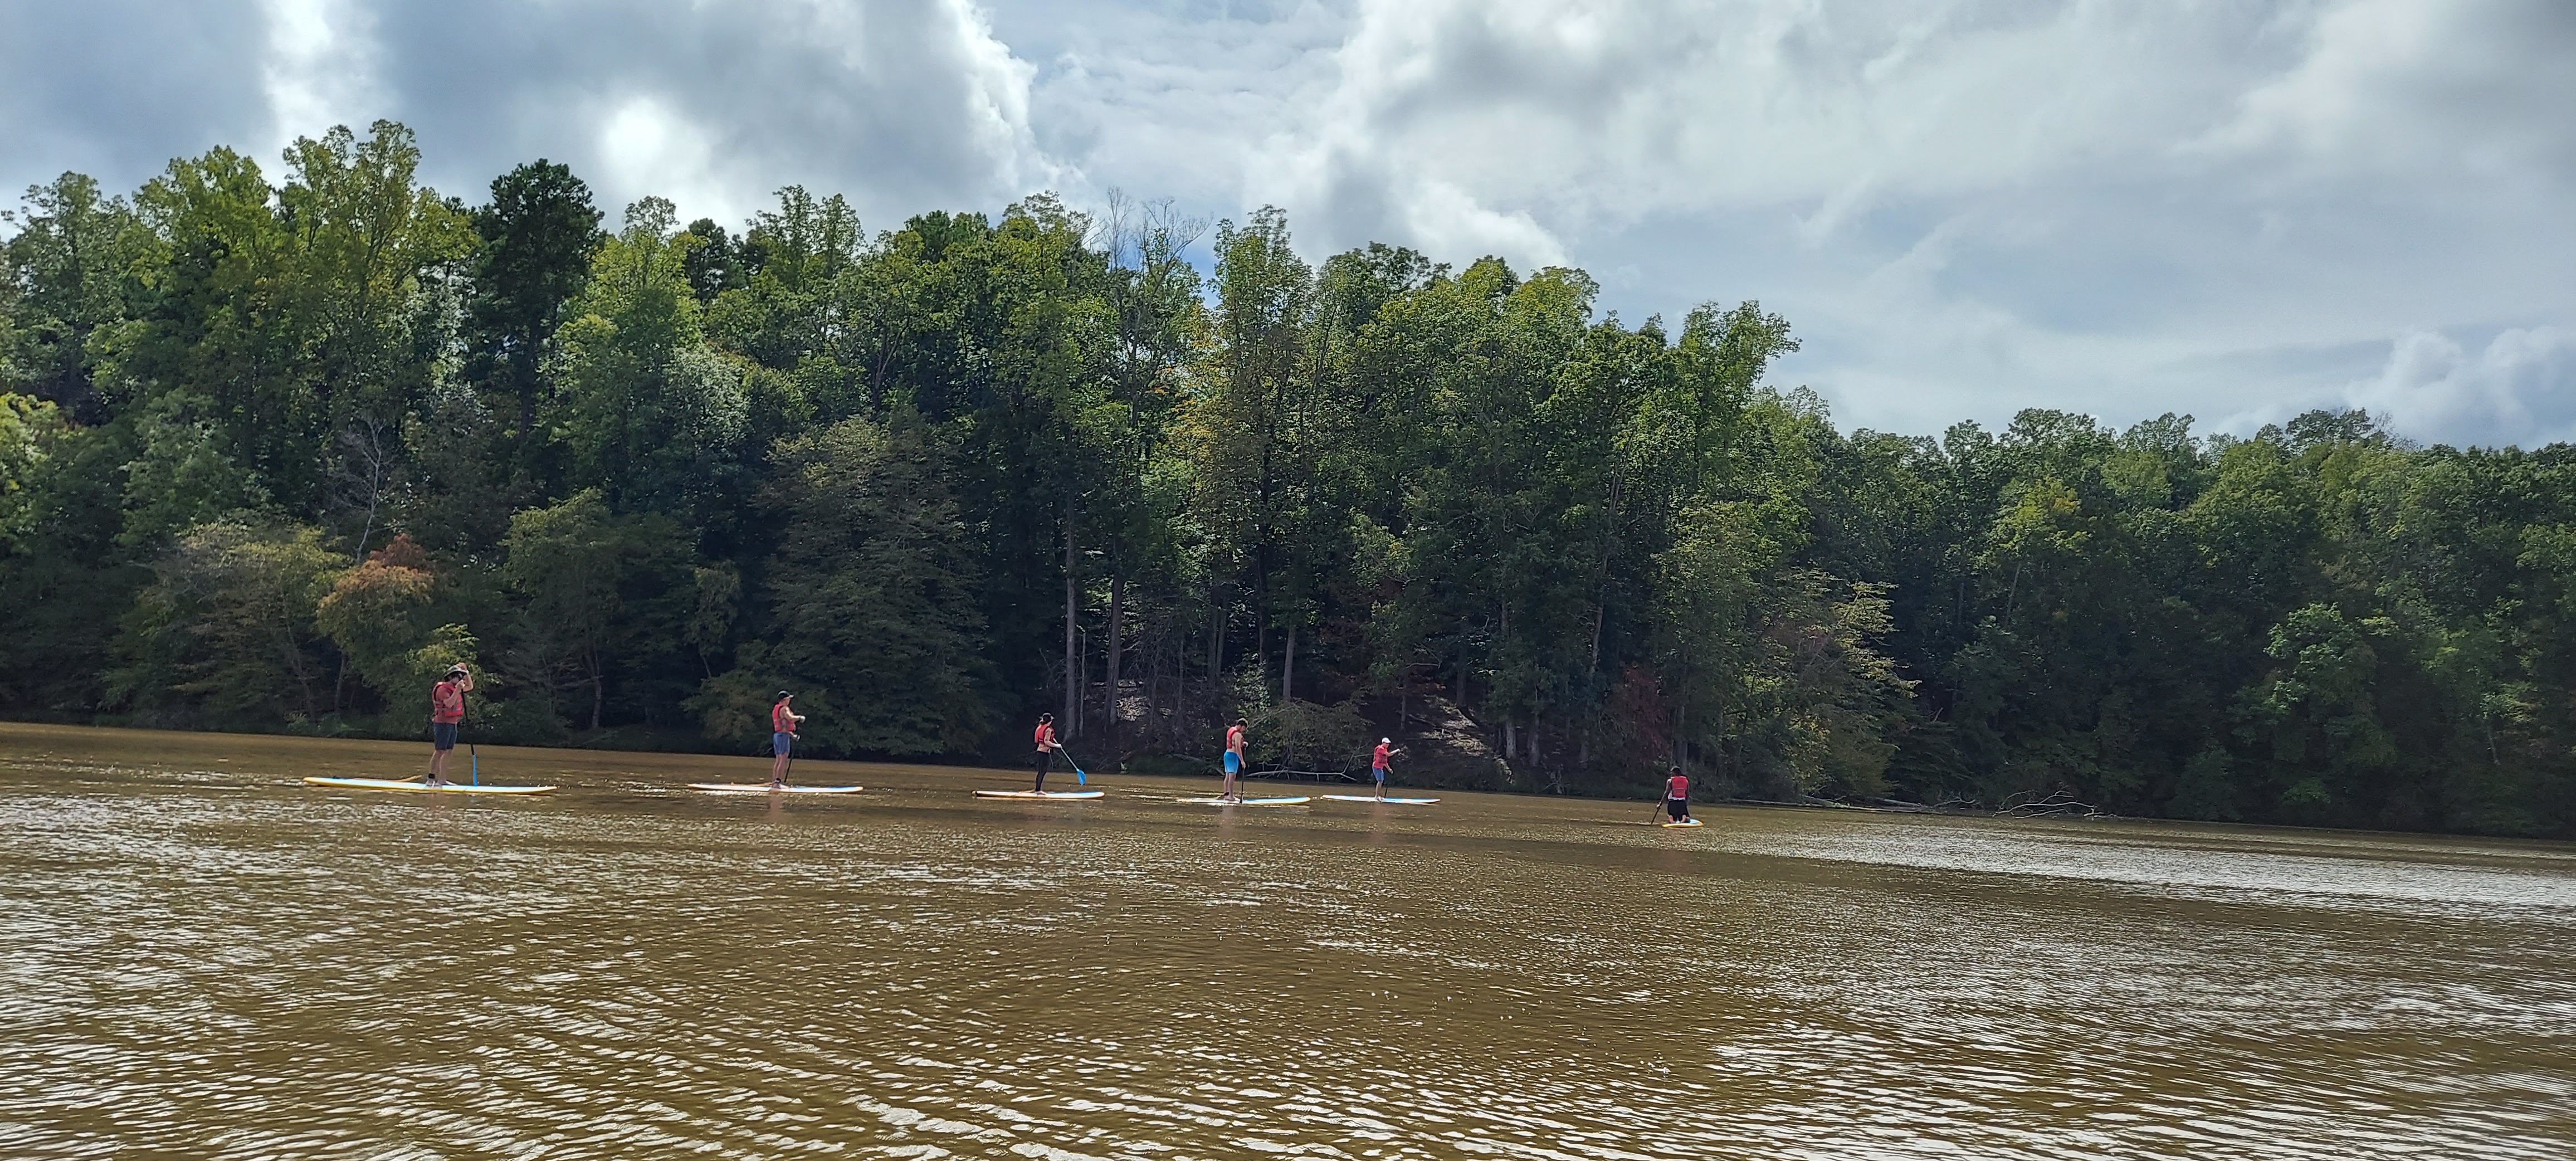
[{"left": 4, "top": 0, "right": 2572, "bottom": 445}]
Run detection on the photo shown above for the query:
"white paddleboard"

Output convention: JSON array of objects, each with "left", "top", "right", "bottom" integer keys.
[
  {"left": 303, "top": 776, "right": 555, "bottom": 796},
  {"left": 974, "top": 789, "right": 1105, "bottom": 799},
  {"left": 1320, "top": 794, "right": 1438, "bottom": 804},
  {"left": 687, "top": 783, "right": 863, "bottom": 794},
  {"left": 1661, "top": 818, "right": 1704, "bottom": 828},
  {"left": 1180, "top": 796, "right": 1310, "bottom": 806}
]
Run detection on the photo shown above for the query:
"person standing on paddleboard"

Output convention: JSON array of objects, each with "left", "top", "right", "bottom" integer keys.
[
  {"left": 769, "top": 692, "right": 804, "bottom": 788},
  {"left": 1222, "top": 717, "right": 1248, "bottom": 802},
  {"left": 425, "top": 665, "right": 474, "bottom": 787},
  {"left": 1032, "top": 713, "right": 1062, "bottom": 792},
  {"left": 1371, "top": 737, "right": 1396, "bottom": 800},
  {"left": 1664, "top": 765, "right": 1692, "bottom": 825}
]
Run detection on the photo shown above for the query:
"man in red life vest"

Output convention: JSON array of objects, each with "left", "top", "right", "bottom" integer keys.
[
  {"left": 769, "top": 691, "right": 803, "bottom": 788},
  {"left": 1664, "top": 765, "right": 1692, "bottom": 824},
  {"left": 1032, "top": 713, "right": 1062, "bottom": 792},
  {"left": 1371, "top": 736, "right": 1395, "bottom": 799},
  {"left": 425, "top": 664, "right": 474, "bottom": 786},
  {"left": 1221, "top": 717, "right": 1248, "bottom": 802}
]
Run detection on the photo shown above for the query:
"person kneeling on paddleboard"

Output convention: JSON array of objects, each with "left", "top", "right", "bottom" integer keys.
[
  {"left": 1664, "top": 765, "right": 1692, "bottom": 825},
  {"left": 1222, "top": 718, "right": 1248, "bottom": 802},
  {"left": 1371, "top": 737, "right": 1395, "bottom": 800},
  {"left": 769, "top": 692, "right": 804, "bottom": 788},
  {"left": 1033, "top": 713, "right": 1061, "bottom": 792},
  {"left": 425, "top": 665, "right": 474, "bottom": 787}
]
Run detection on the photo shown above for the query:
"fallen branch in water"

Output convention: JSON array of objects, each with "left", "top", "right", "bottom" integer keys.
[{"left": 2000, "top": 789, "right": 2104, "bottom": 817}]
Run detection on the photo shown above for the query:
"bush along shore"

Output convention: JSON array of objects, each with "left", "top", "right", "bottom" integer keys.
[{"left": 3, "top": 122, "right": 2572, "bottom": 837}]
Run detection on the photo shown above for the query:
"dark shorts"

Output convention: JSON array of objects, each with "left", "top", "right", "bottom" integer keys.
[
  {"left": 773, "top": 731, "right": 793, "bottom": 757},
  {"left": 431, "top": 721, "right": 458, "bottom": 751},
  {"left": 1034, "top": 749, "right": 1054, "bottom": 774},
  {"left": 1666, "top": 797, "right": 1689, "bottom": 821}
]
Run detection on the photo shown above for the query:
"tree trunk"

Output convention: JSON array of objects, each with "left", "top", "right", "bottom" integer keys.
[
  {"left": 1145, "top": 608, "right": 1163, "bottom": 744},
  {"left": 589, "top": 648, "right": 604, "bottom": 732},
  {"left": 1063, "top": 517, "right": 1077, "bottom": 738},
  {"left": 1106, "top": 568, "right": 1124, "bottom": 746},
  {"left": 1207, "top": 585, "right": 1226, "bottom": 692},
  {"left": 1282, "top": 622, "right": 1296, "bottom": 705}
]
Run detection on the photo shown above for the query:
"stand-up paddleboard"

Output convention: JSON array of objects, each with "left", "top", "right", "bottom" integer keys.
[
  {"left": 974, "top": 789, "right": 1105, "bottom": 800},
  {"left": 1320, "top": 794, "right": 1438, "bottom": 804},
  {"left": 1180, "top": 796, "right": 1310, "bottom": 806},
  {"left": 687, "top": 783, "right": 863, "bottom": 794},
  {"left": 303, "top": 776, "right": 555, "bottom": 796},
  {"left": 1661, "top": 818, "right": 1704, "bottom": 828}
]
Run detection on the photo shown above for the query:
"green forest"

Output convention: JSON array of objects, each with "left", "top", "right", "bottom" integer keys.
[{"left": 3, "top": 121, "right": 2570, "bottom": 837}]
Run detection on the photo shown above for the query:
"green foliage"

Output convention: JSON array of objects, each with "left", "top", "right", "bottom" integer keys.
[
  {"left": 108, "top": 522, "right": 343, "bottom": 725},
  {"left": 313, "top": 534, "right": 479, "bottom": 715},
  {"left": 500, "top": 488, "right": 690, "bottom": 733},
  {"left": 723, "top": 408, "right": 993, "bottom": 757},
  {"left": 4, "top": 123, "right": 2574, "bottom": 836},
  {"left": 467, "top": 159, "right": 602, "bottom": 436},
  {"left": 0, "top": 393, "right": 62, "bottom": 540}
]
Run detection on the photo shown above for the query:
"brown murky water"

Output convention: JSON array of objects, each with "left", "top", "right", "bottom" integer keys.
[{"left": 2, "top": 722, "right": 2571, "bottom": 1159}]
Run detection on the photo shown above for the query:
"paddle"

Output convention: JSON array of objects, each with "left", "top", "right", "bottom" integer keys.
[
  {"left": 467, "top": 718, "right": 479, "bottom": 787},
  {"left": 1058, "top": 745, "right": 1089, "bottom": 786}
]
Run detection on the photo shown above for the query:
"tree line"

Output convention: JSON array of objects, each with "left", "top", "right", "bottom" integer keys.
[{"left": 2, "top": 121, "right": 2569, "bottom": 837}]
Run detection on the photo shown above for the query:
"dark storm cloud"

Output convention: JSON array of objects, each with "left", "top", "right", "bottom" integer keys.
[
  {"left": 5, "top": 0, "right": 2572, "bottom": 443},
  {"left": 0, "top": 0, "right": 274, "bottom": 198},
  {"left": 2, "top": 0, "right": 1044, "bottom": 231},
  {"left": 362, "top": 0, "right": 1045, "bottom": 225}
]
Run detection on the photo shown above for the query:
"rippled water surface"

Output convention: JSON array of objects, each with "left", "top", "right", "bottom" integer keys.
[{"left": 3, "top": 723, "right": 2572, "bottom": 1159}]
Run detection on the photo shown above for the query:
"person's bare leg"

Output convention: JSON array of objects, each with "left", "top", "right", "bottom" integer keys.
[{"left": 770, "top": 750, "right": 788, "bottom": 787}]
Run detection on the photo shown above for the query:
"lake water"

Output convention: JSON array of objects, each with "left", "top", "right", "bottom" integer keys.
[{"left": 2, "top": 723, "right": 2571, "bottom": 1159}]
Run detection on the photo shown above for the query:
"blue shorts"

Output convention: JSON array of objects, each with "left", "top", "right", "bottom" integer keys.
[
  {"left": 1373, "top": 766, "right": 1387, "bottom": 783},
  {"left": 431, "top": 722, "right": 458, "bottom": 751},
  {"left": 1223, "top": 752, "right": 1241, "bottom": 774},
  {"left": 773, "top": 731, "right": 793, "bottom": 757}
]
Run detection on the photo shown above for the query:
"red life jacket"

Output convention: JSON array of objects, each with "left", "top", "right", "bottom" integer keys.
[
  {"left": 1667, "top": 774, "right": 1689, "bottom": 799},
  {"left": 773, "top": 702, "right": 794, "bottom": 732},
  {"left": 431, "top": 681, "right": 466, "bottom": 724},
  {"left": 1035, "top": 722, "right": 1056, "bottom": 752}
]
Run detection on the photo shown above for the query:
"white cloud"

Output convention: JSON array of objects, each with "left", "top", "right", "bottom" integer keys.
[
  {"left": 259, "top": 0, "right": 380, "bottom": 160},
  {"left": 2346, "top": 328, "right": 2576, "bottom": 448},
  {"left": 594, "top": 96, "right": 737, "bottom": 230},
  {"left": 2202, "top": 0, "right": 2576, "bottom": 184},
  {"left": 314, "top": 0, "right": 1054, "bottom": 229},
  {"left": 7, "top": 0, "right": 2574, "bottom": 446}
]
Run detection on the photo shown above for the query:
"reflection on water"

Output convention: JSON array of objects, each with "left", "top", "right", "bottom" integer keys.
[{"left": 2, "top": 723, "right": 2570, "bottom": 1159}]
